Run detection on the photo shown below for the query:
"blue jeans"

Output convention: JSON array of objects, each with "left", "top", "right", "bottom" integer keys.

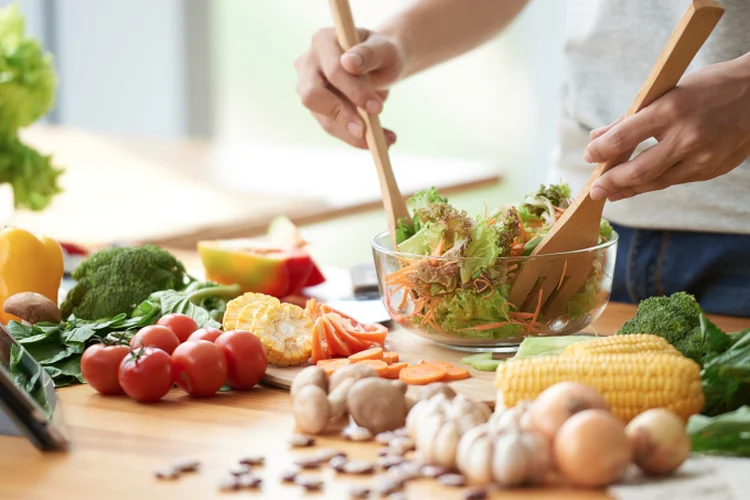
[{"left": 610, "top": 223, "right": 750, "bottom": 318}]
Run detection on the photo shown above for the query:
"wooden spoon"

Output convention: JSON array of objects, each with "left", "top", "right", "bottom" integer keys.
[
  {"left": 508, "top": 0, "right": 725, "bottom": 318},
  {"left": 328, "top": 0, "right": 411, "bottom": 247}
]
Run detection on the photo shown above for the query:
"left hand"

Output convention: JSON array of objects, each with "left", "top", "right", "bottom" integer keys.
[{"left": 585, "top": 56, "right": 750, "bottom": 202}]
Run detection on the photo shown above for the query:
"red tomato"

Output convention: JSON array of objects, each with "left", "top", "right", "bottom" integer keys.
[
  {"left": 81, "top": 344, "right": 130, "bottom": 395},
  {"left": 157, "top": 314, "right": 199, "bottom": 343},
  {"left": 171, "top": 340, "right": 228, "bottom": 397},
  {"left": 118, "top": 347, "right": 174, "bottom": 403},
  {"left": 130, "top": 325, "right": 180, "bottom": 354},
  {"left": 215, "top": 330, "right": 267, "bottom": 390},
  {"left": 188, "top": 327, "right": 223, "bottom": 343}
]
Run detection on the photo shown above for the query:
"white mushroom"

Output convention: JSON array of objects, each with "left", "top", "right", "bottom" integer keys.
[
  {"left": 292, "top": 385, "right": 330, "bottom": 435},
  {"left": 290, "top": 365, "right": 328, "bottom": 398}
]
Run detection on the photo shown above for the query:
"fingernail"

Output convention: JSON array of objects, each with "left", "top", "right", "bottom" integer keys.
[
  {"left": 590, "top": 187, "right": 607, "bottom": 200},
  {"left": 608, "top": 192, "right": 625, "bottom": 202},
  {"left": 385, "top": 131, "right": 397, "bottom": 144},
  {"left": 366, "top": 100, "right": 382, "bottom": 114},
  {"left": 342, "top": 51, "right": 363, "bottom": 69},
  {"left": 347, "top": 122, "right": 363, "bottom": 138},
  {"left": 584, "top": 149, "right": 594, "bottom": 163}
]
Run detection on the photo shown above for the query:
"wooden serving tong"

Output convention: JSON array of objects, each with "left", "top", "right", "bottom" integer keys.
[
  {"left": 328, "top": 0, "right": 411, "bottom": 247},
  {"left": 507, "top": 0, "right": 725, "bottom": 318}
]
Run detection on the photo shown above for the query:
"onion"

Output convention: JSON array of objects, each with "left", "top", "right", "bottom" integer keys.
[
  {"left": 523, "top": 382, "right": 610, "bottom": 441},
  {"left": 625, "top": 408, "right": 691, "bottom": 475},
  {"left": 554, "top": 409, "right": 632, "bottom": 487}
]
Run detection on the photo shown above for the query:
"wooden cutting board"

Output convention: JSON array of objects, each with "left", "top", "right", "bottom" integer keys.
[{"left": 262, "top": 326, "right": 508, "bottom": 406}]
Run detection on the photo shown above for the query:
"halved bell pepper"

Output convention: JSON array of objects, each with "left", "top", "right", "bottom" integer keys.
[{"left": 0, "top": 227, "right": 64, "bottom": 324}]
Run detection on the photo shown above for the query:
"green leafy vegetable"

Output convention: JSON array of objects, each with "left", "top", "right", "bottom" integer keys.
[
  {"left": 700, "top": 331, "right": 750, "bottom": 417},
  {"left": 514, "top": 335, "right": 597, "bottom": 358},
  {"left": 60, "top": 244, "right": 187, "bottom": 320},
  {"left": 687, "top": 406, "right": 750, "bottom": 457}
]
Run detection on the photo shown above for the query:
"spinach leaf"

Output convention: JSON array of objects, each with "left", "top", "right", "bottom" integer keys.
[
  {"left": 701, "top": 332, "right": 750, "bottom": 416},
  {"left": 61, "top": 325, "right": 97, "bottom": 346},
  {"left": 688, "top": 406, "right": 750, "bottom": 457}
]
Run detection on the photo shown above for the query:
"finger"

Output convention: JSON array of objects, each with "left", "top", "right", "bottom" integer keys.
[
  {"left": 313, "top": 113, "right": 397, "bottom": 149},
  {"left": 589, "top": 117, "right": 623, "bottom": 140},
  {"left": 319, "top": 41, "right": 383, "bottom": 115},
  {"left": 341, "top": 34, "right": 401, "bottom": 76},
  {"left": 584, "top": 108, "right": 663, "bottom": 164},
  {"left": 589, "top": 138, "right": 682, "bottom": 200},
  {"left": 606, "top": 160, "right": 703, "bottom": 201},
  {"left": 297, "top": 71, "right": 366, "bottom": 139}
]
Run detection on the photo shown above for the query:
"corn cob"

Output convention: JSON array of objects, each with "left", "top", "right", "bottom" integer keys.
[
  {"left": 494, "top": 353, "right": 704, "bottom": 422},
  {"left": 561, "top": 334, "right": 680, "bottom": 357},
  {"left": 223, "top": 292, "right": 280, "bottom": 331}
]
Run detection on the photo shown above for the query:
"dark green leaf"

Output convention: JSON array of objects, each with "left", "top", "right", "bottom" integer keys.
[
  {"left": 38, "top": 345, "right": 82, "bottom": 366},
  {"left": 699, "top": 313, "right": 731, "bottom": 355},
  {"left": 61, "top": 325, "right": 97, "bottom": 346},
  {"left": 700, "top": 332, "right": 750, "bottom": 416},
  {"left": 688, "top": 406, "right": 750, "bottom": 457},
  {"left": 6, "top": 321, "right": 37, "bottom": 340}
]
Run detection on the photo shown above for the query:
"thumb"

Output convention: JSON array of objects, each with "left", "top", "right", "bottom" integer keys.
[{"left": 340, "top": 35, "right": 399, "bottom": 75}]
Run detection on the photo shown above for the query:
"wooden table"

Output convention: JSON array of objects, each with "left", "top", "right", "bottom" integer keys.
[{"left": 0, "top": 304, "right": 746, "bottom": 500}]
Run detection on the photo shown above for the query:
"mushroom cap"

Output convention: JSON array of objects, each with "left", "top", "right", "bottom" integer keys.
[
  {"left": 347, "top": 377, "right": 407, "bottom": 434},
  {"left": 291, "top": 365, "right": 329, "bottom": 398},
  {"left": 4, "top": 292, "right": 61, "bottom": 324},
  {"left": 329, "top": 363, "right": 378, "bottom": 392},
  {"left": 292, "top": 384, "right": 331, "bottom": 435}
]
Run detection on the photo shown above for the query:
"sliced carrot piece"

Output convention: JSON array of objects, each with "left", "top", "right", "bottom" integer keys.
[
  {"left": 330, "top": 315, "right": 375, "bottom": 351},
  {"left": 316, "top": 358, "right": 349, "bottom": 366},
  {"left": 322, "top": 316, "right": 351, "bottom": 357},
  {"left": 419, "top": 360, "right": 454, "bottom": 369},
  {"left": 318, "top": 358, "right": 350, "bottom": 376},
  {"left": 348, "top": 327, "right": 387, "bottom": 345},
  {"left": 356, "top": 359, "right": 389, "bottom": 377},
  {"left": 311, "top": 322, "right": 327, "bottom": 364},
  {"left": 349, "top": 347, "right": 384, "bottom": 362},
  {"left": 382, "top": 352, "right": 399, "bottom": 364},
  {"left": 399, "top": 363, "right": 448, "bottom": 385},
  {"left": 384, "top": 361, "right": 408, "bottom": 379},
  {"left": 442, "top": 367, "right": 470, "bottom": 381}
]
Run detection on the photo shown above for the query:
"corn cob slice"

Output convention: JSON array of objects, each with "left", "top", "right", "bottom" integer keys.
[
  {"left": 494, "top": 353, "right": 704, "bottom": 422},
  {"left": 223, "top": 292, "right": 280, "bottom": 331},
  {"left": 235, "top": 301, "right": 312, "bottom": 367},
  {"left": 561, "top": 334, "right": 680, "bottom": 357}
]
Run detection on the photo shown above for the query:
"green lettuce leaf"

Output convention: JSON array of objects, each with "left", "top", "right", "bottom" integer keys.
[
  {"left": 460, "top": 217, "right": 500, "bottom": 283},
  {"left": 432, "top": 289, "right": 523, "bottom": 340},
  {"left": 398, "top": 223, "right": 445, "bottom": 256}
]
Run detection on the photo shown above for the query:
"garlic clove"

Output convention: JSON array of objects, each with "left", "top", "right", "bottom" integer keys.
[
  {"left": 456, "top": 424, "right": 489, "bottom": 473},
  {"left": 492, "top": 434, "right": 531, "bottom": 487},
  {"left": 432, "top": 420, "right": 460, "bottom": 469},
  {"left": 459, "top": 433, "right": 494, "bottom": 485},
  {"left": 416, "top": 413, "right": 445, "bottom": 464},
  {"left": 519, "top": 432, "right": 552, "bottom": 484}
]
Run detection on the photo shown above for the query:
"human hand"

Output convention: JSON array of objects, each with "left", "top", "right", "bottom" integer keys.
[
  {"left": 294, "top": 27, "right": 405, "bottom": 149},
  {"left": 585, "top": 57, "right": 750, "bottom": 201}
]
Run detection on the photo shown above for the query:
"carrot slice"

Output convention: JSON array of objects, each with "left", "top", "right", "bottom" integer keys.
[
  {"left": 349, "top": 347, "right": 384, "bottom": 362},
  {"left": 382, "top": 352, "right": 399, "bottom": 364},
  {"left": 356, "top": 359, "right": 389, "bottom": 377},
  {"left": 318, "top": 358, "right": 350, "bottom": 376},
  {"left": 330, "top": 316, "right": 375, "bottom": 351},
  {"left": 442, "top": 367, "right": 470, "bottom": 381},
  {"left": 322, "top": 316, "right": 351, "bottom": 357},
  {"left": 384, "top": 361, "right": 408, "bottom": 379},
  {"left": 399, "top": 363, "right": 448, "bottom": 385},
  {"left": 311, "top": 322, "right": 327, "bottom": 364},
  {"left": 316, "top": 358, "right": 349, "bottom": 366},
  {"left": 419, "top": 360, "right": 454, "bottom": 369}
]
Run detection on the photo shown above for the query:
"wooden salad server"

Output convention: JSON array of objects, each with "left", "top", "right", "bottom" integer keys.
[
  {"left": 508, "top": 0, "right": 725, "bottom": 318},
  {"left": 328, "top": 0, "right": 411, "bottom": 247}
]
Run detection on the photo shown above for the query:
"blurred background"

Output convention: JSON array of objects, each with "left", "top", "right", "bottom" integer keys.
[{"left": 6, "top": 0, "right": 568, "bottom": 267}]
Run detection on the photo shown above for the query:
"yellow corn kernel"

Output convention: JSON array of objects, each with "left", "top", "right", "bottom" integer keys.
[
  {"left": 223, "top": 292, "right": 279, "bottom": 331},
  {"left": 562, "top": 334, "right": 680, "bottom": 357},
  {"left": 235, "top": 301, "right": 312, "bottom": 367},
  {"left": 494, "top": 353, "right": 704, "bottom": 422}
]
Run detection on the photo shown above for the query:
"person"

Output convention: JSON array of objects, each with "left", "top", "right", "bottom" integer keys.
[{"left": 294, "top": 0, "right": 750, "bottom": 317}]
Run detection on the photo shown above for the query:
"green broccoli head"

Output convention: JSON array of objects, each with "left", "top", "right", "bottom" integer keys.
[
  {"left": 60, "top": 245, "right": 186, "bottom": 320},
  {"left": 617, "top": 291, "right": 729, "bottom": 365}
]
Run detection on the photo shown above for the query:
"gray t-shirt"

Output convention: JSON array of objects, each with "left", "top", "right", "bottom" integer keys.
[{"left": 547, "top": 0, "right": 750, "bottom": 234}]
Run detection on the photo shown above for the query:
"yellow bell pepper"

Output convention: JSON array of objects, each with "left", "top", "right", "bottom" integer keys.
[{"left": 0, "top": 227, "right": 64, "bottom": 324}]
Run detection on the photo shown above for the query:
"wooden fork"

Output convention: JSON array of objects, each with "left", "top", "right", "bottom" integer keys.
[
  {"left": 328, "top": 0, "right": 411, "bottom": 247},
  {"left": 507, "top": 0, "right": 725, "bottom": 318}
]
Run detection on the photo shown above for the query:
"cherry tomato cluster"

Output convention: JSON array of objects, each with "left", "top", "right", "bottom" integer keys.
[{"left": 80, "top": 314, "right": 268, "bottom": 403}]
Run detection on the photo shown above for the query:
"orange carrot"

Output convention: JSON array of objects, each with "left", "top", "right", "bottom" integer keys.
[
  {"left": 383, "top": 361, "right": 408, "bottom": 379},
  {"left": 356, "top": 359, "right": 389, "bottom": 377},
  {"left": 382, "top": 352, "right": 399, "bottom": 364},
  {"left": 311, "top": 322, "right": 326, "bottom": 364},
  {"left": 442, "top": 367, "right": 470, "bottom": 381},
  {"left": 349, "top": 347, "right": 384, "bottom": 362},
  {"left": 317, "top": 358, "right": 350, "bottom": 376},
  {"left": 399, "top": 363, "right": 448, "bottom": 385},
  {"left": 418, "top": 360, "right": 454, "bottom": 369}
]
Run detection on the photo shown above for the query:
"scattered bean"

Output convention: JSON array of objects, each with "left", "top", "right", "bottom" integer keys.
[
  {"left": 217, "top": 476, "right": 240, "bottom": 491},
  {"left": 377, "top": 447, "right": 392, "bottom": 457},
  {"left": 329, "top": 455, "right": 348, "bottom": 472},
  {"left": 420, "top": 465, "right": 447, "bottom": 478},
  {"left": 229, "top": 465, "right": 250, "bottom": 477},
  {"left": 295, "top": 476, "right": 324, "bottom": 491},
  {"left": 392, "top": 428, "right": 408, "bottom": 438},
  {"left": 289, "top": 434, "right": 316, "bottom": 447},
  {"left": 343, "top": 460, "right": 376, "bottom": 475},
  {"left": 314, "top": 448, "right": 346, "bottom": 462},
  {"left": 280, "top": 467, "right": 299, "bottom": 483},
  {"left": 375, "top": 431, "right": 395, "bottom": 445},
  {"left": 463, "top": 488, "right": 489, "bottom": 500},
  {"left": 386, "top": 494, "right": 407, "bottom": 500},
  {"left": 238, "top": 474, "right": 262, "bottom": 489},
  {"left": 388, "top": 462, "right": 421, "bottom": 482},
  {"left": 294, "top": 456, "right": 323, "bottom": 469},
  {"left": 437, "top": 473, "right": 466, "bottom": 487},
  {"left": 389, "top": 437, "right": 415, "bottom": 455},
  {"left": 341, "top": 425, "right": 374, "bottom": 442},
  {"left": 377, "top": 455, "right": 404, "bottom": 470},
  {"left": 171, "top": 458, "right": 201, "bottom": 473},
  {"left": 372, "top": 475, "right": 404, "bottom": 496},
  {"left": 238, "top": 455, "right": 265, "bottom": 467},
  {"left": 154, "top": 468, "right": 179, "bottom": 480},
  {"left": 348, "top": 484, "right": 371, "bottom": 499}
]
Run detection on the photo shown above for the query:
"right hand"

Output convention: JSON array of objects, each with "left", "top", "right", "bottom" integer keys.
[{"left": 295, "top": 27, "right": 405, "bottom": 149}]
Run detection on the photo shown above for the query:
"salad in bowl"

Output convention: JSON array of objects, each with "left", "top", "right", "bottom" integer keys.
[{"left": 372, "top": 184, "right": 617, "bottom": 351}]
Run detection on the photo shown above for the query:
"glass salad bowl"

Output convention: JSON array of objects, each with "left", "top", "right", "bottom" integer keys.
[{"left": 372, "top": 230, "right": 618, "bottom": 352}]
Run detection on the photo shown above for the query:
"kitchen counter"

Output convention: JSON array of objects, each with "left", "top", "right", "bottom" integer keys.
[{"left": 0, "top": 302, "right": 746, "bottom": 500}]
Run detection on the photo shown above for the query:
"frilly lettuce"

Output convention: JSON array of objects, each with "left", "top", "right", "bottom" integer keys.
[{"left": 432, "top": 288, "right": 524, "bottom": 340}]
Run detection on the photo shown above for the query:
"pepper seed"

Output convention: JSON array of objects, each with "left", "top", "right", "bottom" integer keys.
[
  {"left": 238, "top": 455, "right": 265, "bottom": 467},
  {"left": 377, "top": 455, "right": 404, "bottom": 470},
  {"left": 420, "top": 465, "right": 447, "bottom": 478},
  {"left": 388, "top": 461, "right": 421, "bottom": 482},
  {"left": 342, "top": 460, "right": 376, "bottom": 475},
  {"left": 372, "top": 475, "right": 404, "bottom": 496},
  {"left": 295, "top": 476, "right": 324, "bottom": 491},
  {"left": 329, "top": 455, "right": 348, "bottom": 472},
  {"left": 238, "top": 474, "right": 262, "bottom": 489},
  {"left": 463, "top": 488, "right": 489, "bottom": 500},
  {"left": 154, "top": 468, "right": 179, "bottom": 480},
  {"left": 386, "top": 494, "right": 407, "bottom": 500},
  {"left": 314, "top": 448, "right": 346, "bottom": 462},
  {"left": 392, "top": 428, "right": 408, "bottom": 438},
  {"left": 288, "top": 434, "right": 316, "bottom": 447},
  {"left": 280, "top": 467, "right": 300, "bottom": 483},
  {"left": 389, "top": 437, "right": 415, "bottom": 454},
  {"left": 217, "top": 476, "right": 240, "bottom": 491},
  {"left": 375, "top": 431, "right": 395, "bottom": 445},
  {"left": 228, "top": 465, "right": 250, "bottom": 477},
  {"left": 437, "top": 473, "right": 466, "bottom": 487},
  {"left": 294, "top": 456, "right": 323, "bottom": 469},
  {"left": 341, "top": 425, "right": 374, "bottom": 442},
  {"left": 377, "top": 447, "right": 392, "bottom": 457},
  {"left": 348, "top": 484, "right": 371, "bottom": 499},
  {"left": 171, "top": 458, "right": 200, "bottom": 473}
]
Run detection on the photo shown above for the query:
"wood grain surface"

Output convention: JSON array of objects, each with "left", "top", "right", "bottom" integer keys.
[{"left": 0, "top": 303, "right": 746, "bottom": 500}]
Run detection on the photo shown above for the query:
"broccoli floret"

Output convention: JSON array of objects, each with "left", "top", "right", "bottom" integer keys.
[
  {"left": 60, "top": 245, "right": 186, "bottom": 320},
  {"left": 617, "top": 292, "right": 730, "bottom": 365}
]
